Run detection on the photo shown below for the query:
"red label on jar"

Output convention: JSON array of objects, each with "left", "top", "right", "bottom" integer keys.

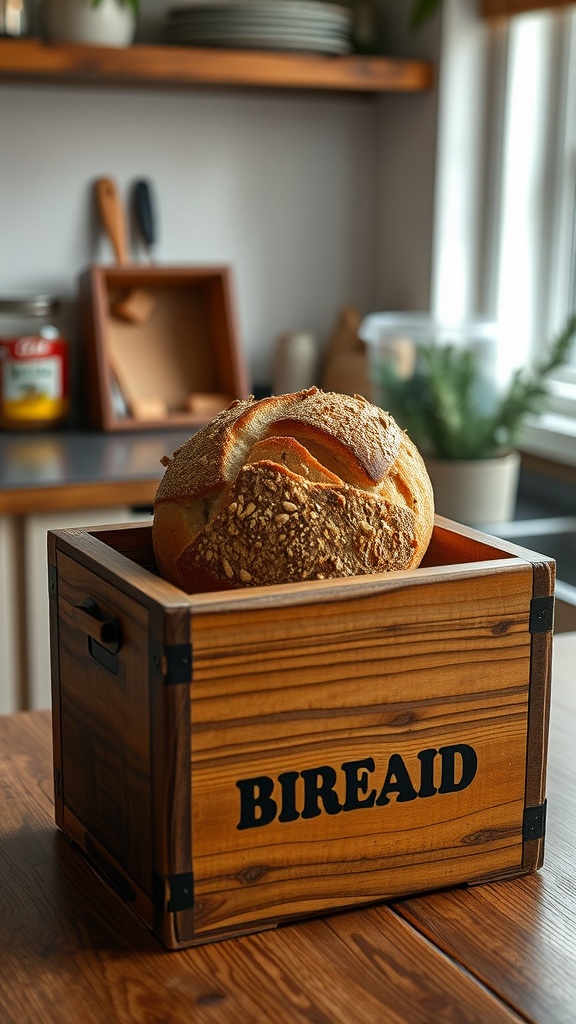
[
  {"left": 0, "top": 334, "right": 69, "bottom": 428},
  {"left": 13, "top": 336, "right": 55, "bottom": 359}
]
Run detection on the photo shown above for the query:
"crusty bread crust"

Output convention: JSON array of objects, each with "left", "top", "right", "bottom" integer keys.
[{"left": 153, "top": 388, "right": 434, "bottom": 592}]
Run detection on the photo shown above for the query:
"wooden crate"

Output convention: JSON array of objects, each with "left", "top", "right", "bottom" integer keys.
[
  {"left": 80, "top": 265, "right": 249, "bottom": 431},
  {"left": 48, "top": 517, "right": 554, "bottom": 950}
]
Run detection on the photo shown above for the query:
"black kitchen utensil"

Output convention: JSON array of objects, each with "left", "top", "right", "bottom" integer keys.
[{"left": 133, "top": 178, "right": 157, "bottom": 262}]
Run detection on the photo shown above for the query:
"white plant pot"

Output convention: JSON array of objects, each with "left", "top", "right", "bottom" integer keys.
[
  {"left": 41, "top": 0, "right": 136, "bottom": 46},
  {"left": 425, "top": 451, "right": 521, "bottom": 528}
]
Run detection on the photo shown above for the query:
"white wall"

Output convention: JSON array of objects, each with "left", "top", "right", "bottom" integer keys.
[
  {"left": 0, "top": 3, "right": 441, "bottom": 413},
  {"left": 1, "top": 86, "right": 379, "bottom": 385},
  {"left": 374, "top": 1, "right": 440, "bottom": 313}
]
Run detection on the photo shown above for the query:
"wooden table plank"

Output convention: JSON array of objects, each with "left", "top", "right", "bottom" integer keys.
[
  {"left": 395, "top": 632, "right": 576, "bottom": 1024},
  {"left": 0, "top": 710, "right": 523, "bottom": 1024}
]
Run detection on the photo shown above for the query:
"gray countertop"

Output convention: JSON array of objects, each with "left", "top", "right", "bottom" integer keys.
[
  {"left": 1, "top": 430, "right": 574, "bottom": 521},
  {"left": 0, "top": 429, "right": 195, "bottom": 491}
]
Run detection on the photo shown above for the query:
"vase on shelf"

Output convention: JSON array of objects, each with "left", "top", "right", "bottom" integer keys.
[{"left": 40, "top": 0, "right": 137, "bottom": 47}]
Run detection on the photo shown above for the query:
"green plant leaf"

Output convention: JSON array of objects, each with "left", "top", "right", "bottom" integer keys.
[
  {"left": 410, "top": 0, "right": 442, "bottom": 29},
  {"left": 374, "top": 314, "right": 576, "bottom": 460}
]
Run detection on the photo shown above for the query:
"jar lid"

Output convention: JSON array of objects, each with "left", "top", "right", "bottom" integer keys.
[{"left": 0, "top": 295, "right": 60, "bottom": 317}]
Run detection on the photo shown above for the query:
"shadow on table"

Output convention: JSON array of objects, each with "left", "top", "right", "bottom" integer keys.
[{"left": 0, "top": 824, "right": 158, "bottom": 958}]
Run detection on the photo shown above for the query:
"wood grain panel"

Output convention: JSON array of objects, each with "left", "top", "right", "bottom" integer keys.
[
  {"left": 189, "top": 568, "right": 535, "bottom": 936},
  {"left": 54, "top": 550, "right": 152, "bottom": 893}
]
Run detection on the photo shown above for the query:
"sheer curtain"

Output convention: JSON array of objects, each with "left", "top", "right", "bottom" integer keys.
[{"left": 430, "top": 0, "right": 576, "bottom": 461}]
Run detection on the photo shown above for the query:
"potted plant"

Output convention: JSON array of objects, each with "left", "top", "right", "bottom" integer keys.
[
  {"left": 41, "top": 0, "right": 138, "bottom": 47},
  {"left": 360, "top": 313, "right": 576, "bottom": 525}
]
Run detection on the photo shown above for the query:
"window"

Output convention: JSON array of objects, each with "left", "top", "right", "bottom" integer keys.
[{"left": 431, "top": 0, "right": 576, "bottom": 463}]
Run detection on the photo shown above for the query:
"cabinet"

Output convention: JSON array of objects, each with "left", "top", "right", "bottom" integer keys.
[
  {"left": 0, "top": 429, "right": 193, "bottom": 713},
  {"left": 0, "top": 506, "right": 153, "bottom": 714},
  {"left": 26, "top": 506, "right": 154, "bottom": 710}
]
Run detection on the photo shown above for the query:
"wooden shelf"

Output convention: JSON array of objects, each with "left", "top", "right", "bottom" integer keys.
[
  {"left": 480, "top": 0, "right": 565, "bottom": 15},
  {"left": 0, "top": 38, "right": 433, "bottom": 93}
]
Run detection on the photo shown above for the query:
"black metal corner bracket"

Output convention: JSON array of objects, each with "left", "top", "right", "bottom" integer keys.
[
  {"left": 150, "top": 639, "right": 193, "bottom": 685},
  {"left": 523, "top": 801, "right": 547, "bottom": 842},
  {"left": 153, "top": 870, "right": 195, "bottom": 913},
  {"left": 529, "top": 596, "right": 555, "bottom": 634},
  {"left": 166, "top": 643, "right": 193, "bottom": 685}
]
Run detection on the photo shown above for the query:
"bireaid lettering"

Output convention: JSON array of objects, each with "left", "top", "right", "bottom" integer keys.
[{"left": 236, "top": 744, "right": 478, "bottom": 830}]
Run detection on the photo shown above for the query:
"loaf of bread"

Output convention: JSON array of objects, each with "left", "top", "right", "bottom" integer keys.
[{"left": 152, "top": 388, "right": 434, "bottom": 592}]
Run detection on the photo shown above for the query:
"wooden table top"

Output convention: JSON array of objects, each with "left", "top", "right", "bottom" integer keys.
[{"left": 1, "top": 633, "right": 575, "bottom": 1024}]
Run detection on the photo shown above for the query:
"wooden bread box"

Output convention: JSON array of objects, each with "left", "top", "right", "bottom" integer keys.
[
  {"left": 48, "top": 517, "right": 554, "bottom": 950},
  {"left": 80, "top": 265, "right": 249, "bottom": 431}
]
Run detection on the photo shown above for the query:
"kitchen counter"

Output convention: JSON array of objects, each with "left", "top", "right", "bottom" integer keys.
[
  {"left": 0, "top": 429, "right": 195, "bottom": 712},
  {"left": 0, "top": 429, "right": 194, "bottom": 513},
  {"left": 1, "top": 429, "right": 575, "bottom": 514}
]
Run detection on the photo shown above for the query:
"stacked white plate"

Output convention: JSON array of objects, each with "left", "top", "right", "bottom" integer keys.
[{"left": 165, "top": 1, "right": 353, "bottom": 55}]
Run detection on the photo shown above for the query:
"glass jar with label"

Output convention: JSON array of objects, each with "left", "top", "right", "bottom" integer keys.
[{"left": 0, "top": 296, "right": 70, "bottom": 430}]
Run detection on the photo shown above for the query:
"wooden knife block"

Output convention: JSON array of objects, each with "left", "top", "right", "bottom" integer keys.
[{"left": 80, "top": 265, "right": 249, "bottom": 431}]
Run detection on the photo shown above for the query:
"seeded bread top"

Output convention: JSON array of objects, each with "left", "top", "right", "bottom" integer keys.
[
  {"left": 152, "top": 387, "right": 434, "bottom": 592},
  {"left": 175, "top": 459, "right": 417, "bottom": 589},
  {"left": 154, "top": 388, "right": 402, "bottom": 507}
]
